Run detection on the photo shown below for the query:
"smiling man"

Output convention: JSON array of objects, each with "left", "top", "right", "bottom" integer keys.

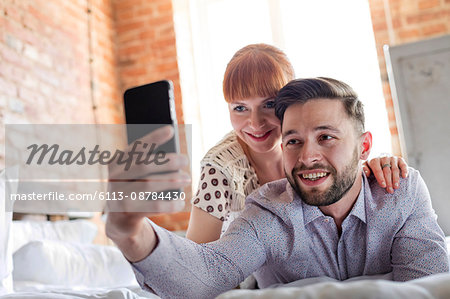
[
  {"left": 278, "top": 78, "right": 373, "bottom": 234},
  {"left": 107, "top": 77, "right": 449, "bottom": 299}
]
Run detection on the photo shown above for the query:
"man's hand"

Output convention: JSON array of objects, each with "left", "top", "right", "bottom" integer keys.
[{"left": 105, "top": 125, "right": 191, "bottom": 262}]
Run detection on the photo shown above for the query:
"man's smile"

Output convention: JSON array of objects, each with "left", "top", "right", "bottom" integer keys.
[{"left": 297, "top": 170, "right": 330, "bottom": 187}]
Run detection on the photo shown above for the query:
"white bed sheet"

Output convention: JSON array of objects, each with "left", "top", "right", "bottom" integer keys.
[
  {"left": 4, "top": 231, "right": 449, "bottom": 299},
  {"left": 218, "top": 237, "right": 450, "bottom": 298},
  {"left": 2, "top": 281, "right": 157, "bottom": 299},
  {"left": 0, "top": 286, "right": 158, "bottom": 299},
  {"left": 218, "top": 272, "right": 450, "bottom": 299}
]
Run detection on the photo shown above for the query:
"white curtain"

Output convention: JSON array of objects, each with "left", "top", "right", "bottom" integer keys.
[{"left": 173, "top": 0, "right": 392, "bottom": 186}]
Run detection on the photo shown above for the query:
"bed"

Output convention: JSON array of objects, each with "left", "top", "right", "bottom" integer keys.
[
  {"left": 1, "top": 218, "right": 159, "bottom": 299},
  {"left": 218, "top": 236, "right": 450, "bottom": 298},
  {"left": 2, "top": 216, "right": 449, "bottom": 299}
]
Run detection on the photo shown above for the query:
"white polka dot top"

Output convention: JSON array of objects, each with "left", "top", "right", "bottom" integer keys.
[{"left": 191, "top": 131, "right": 260, "bottom": 231}]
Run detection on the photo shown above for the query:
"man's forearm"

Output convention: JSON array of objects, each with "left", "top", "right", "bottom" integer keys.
[{"left": 130, "top": 218, "right": 266, "bottom": 298}]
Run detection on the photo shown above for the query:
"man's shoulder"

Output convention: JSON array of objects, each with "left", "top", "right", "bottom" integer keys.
[
  {"left": 367, "top": 167, "right": 422, "bottom": 197},
  {"left": 365, "top": 167, "right": 428, "bottom": 218},
  {"left": 242, "top": 179, "right": 299, "bottom": 224},
  {"left": 247, "top": 178, "right": 293, "bottom": 204}
]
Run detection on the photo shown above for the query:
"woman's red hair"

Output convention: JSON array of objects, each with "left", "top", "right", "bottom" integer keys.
[{"left": 223, "top": 44, "right": 295, "bottom": 102}]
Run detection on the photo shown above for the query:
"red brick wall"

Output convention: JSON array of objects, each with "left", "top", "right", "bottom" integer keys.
[
  {"left": 113, "top": 0, "right": 184, "bottom": 123},
  {"left": 368, "top": 0, "right": 450, "bottom": 155},
  {"left": 90, "top": 0, "right": 123, "bottom": 124},
  {"left": 0, "top": 0, "right": 183, "bottom": 165},
  {"left": 0, "top": 0, "right": 118, "bottom": 166},
  {"left": 0, "top": 1, "right": 94, "bottom": 121},
  {"left": 1, "top": 0, "right": 186, "bottom": 229}
]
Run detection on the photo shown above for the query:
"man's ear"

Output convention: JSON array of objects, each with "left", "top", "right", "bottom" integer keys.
[{"left": 360, "top": 131, "right": 372, "bottom": 160}]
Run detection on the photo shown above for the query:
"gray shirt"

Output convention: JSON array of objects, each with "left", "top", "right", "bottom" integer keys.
[{"left": 132, "top": 168, "right": 449, "bottom": 298}]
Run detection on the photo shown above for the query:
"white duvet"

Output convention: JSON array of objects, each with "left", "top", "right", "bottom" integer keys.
[
  {"left": 218, "top": 272, "right": 450, "bottom": 299},
  {"left": 5, "top": 273, "right": 450, "bottom": 299},
  {"left": 218, "top": 237, "right": 449, "bottom": 298}
]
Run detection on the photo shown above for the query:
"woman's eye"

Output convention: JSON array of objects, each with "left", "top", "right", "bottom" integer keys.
[
  {"left": 233, "top": 106, "right": 246, "bottom": 112},
  {"left": 264, "top": 101, "right": 275, "bottom": 108}
]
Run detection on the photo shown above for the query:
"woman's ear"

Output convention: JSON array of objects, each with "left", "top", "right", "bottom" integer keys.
[{"left": 360, "top": 131, "right": 372, "bottom": 160}]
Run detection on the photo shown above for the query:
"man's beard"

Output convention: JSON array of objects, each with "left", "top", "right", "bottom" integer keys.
[{"left": 286, "top": 147, "right": 360, "bottom": 206}]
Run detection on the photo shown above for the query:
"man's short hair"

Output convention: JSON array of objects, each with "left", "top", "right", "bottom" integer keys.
[{"left": 275, "top": 77, "right": 365, "bottom": 134}]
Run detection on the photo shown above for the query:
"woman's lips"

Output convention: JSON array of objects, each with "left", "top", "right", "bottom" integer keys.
[{"left": 245, "top": 130, "right": 272, "bottom": 142}]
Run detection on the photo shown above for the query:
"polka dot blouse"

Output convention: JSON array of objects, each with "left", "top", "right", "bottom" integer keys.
[{"left": 191, "top": 165, "right": 232, "bottom": 221}]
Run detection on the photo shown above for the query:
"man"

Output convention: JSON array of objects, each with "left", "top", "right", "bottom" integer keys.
[{"left": 106, "top": 77, "right": 448, "bottom": 298}]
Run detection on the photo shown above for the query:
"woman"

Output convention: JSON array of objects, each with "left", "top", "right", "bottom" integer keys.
[{"left": 186, "top": 44, "right": 407, "bottom": 243}]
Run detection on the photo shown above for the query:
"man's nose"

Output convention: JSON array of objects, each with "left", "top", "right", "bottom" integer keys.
[{"left": 299, "top": 142, "right": 321, "bottom": 165}]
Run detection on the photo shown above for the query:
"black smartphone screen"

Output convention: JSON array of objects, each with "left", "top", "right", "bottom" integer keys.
[{"left": 124, "top": 80, "right": 179, "bottom": 154}]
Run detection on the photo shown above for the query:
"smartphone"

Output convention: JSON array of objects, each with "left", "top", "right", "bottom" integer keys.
[
  {"left": 123, "top": 80, "right": 180, "bottom": 154},
  {"left": 121, "top": 80, "right": 183, "bottom": 206}
]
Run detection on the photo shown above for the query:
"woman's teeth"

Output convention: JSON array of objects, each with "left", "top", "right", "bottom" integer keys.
[
  {"left": 302, "top": 172, "right": 327, "bottom": 181},
  {"left": 252, "top": 133, "right": 266, "bottom": 138}
]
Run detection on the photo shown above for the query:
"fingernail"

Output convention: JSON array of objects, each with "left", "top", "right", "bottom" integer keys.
[
  {"left": 388, "top": 187, "right": 394, "bottom": 193},
  {"left": 381, "top": 182, "right": 386, "bottom": 187},
  {"left": 394, "top": 182, "right": 399, "bottom": 188}
]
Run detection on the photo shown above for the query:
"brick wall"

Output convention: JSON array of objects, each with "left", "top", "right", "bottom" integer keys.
[
  {"left": 89, "top": 0, "right": 123, "bottom": 124},
  {"left": 113, "top": 0, "right": 184, "bottom": 123},
  {"left": 0, "top": 0, "right": 183, "bottom": 165},
  {"left": 0, "top": 0, "right": 94, "bottom": 167},
  {"left": 1, "top": 0, "right": 187, "bottom": 229},
  {"left": 368, "top": 0, "right": 450, "bottom": 155}
]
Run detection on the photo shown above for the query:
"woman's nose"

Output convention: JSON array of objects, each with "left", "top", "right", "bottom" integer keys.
[{"left": 249, "top": 111, "right": 264, "bottom": 129}]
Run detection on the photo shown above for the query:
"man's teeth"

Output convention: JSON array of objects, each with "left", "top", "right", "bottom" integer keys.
[{"left": 302, "top": 172, "right": 327, "bottom": 181}]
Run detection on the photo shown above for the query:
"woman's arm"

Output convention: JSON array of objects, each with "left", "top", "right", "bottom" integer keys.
[
  {"left": 363, "top": 155, "right": 408, "bottom": 194},
  {"left": 186, "top": 206, "right": 223, "bottom": 243},
  {"left": 186, "top": 165, "right": 232, "bottom": 243}
]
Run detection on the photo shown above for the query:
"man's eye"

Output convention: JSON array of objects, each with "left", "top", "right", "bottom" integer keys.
[
  {"left": 233, "top": 106, "right": 246, "bottom": 112},
  {"left": 320, "top": 135, "right": 334, "bottom": 141},
  {"left": 264, "top": 101, "right": 275, "bottom": 109},
  {"left": 286, "top": 139, "right": 299, "bottom": 145}
]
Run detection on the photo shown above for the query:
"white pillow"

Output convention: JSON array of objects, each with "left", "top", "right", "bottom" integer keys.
[
  {"left": 13, "top": 240, "right": 137, "bottom": 288},
  {"left": 11, "top": 220, "right": 98, "bottom": 253}
]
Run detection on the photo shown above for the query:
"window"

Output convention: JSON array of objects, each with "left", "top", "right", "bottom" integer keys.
[{"left": 173, "top": 0, "right": 391, "bottom": 186}]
